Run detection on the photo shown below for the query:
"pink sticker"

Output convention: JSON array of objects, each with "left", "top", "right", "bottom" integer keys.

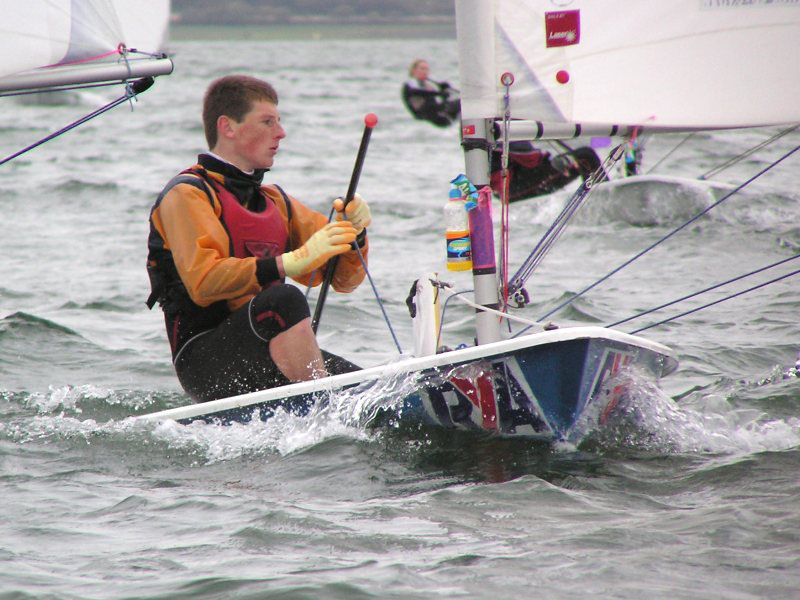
[{"left": 545, "top": 10, "right": 580, "bottom": 48}]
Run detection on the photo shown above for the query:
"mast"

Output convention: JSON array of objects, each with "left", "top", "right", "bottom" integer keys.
[
  {"left": 456, "top": 0, "right": 501, "bottom": 344},
  {"left": 456, "top": 0, "right": 502, "bottom": 345},
  {"left": 462, "top": 117, "right": 502, "bottom": 345}
]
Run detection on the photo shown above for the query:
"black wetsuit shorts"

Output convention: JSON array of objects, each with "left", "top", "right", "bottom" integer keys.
[{"left": 174, "top": 283, "right": 359, "bottom": 402}]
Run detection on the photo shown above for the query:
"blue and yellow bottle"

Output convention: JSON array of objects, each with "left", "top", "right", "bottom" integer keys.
[{"left": 445, "top": 187, "right": 472, "bottom": 271}]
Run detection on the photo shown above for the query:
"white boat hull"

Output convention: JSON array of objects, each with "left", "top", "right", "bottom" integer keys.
[{"left": 137, "top": 326, "right": 677, "bottom": 442}]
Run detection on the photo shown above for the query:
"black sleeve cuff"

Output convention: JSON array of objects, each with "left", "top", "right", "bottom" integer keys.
[
  {"left": 355, "top": 228, "right": 367, "bottom": 248},
  {"left": 255, "top": 256, "right": 281, "bottom": 286}
]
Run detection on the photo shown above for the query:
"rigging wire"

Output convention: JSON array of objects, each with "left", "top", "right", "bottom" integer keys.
[
  {"left": 629, "top": 267, "right": 800, "bottom": 335},
  {"left": 644, "top": 132, "right": 696, "bottom": 175},
  {"left": 528, "top": 140, "right": 800, "bottom": 326},
  {"left": 507, "top": 145, "right": 623, "bottom": 297},
  {"left": 607, "top": 253, "right": 800, "bottom": 329},
  {"left": 699, "top": 124, "right": 800, "bottom": 180},
  {"left": 0, "top": 77, "right": 154, "bottom": 167}
]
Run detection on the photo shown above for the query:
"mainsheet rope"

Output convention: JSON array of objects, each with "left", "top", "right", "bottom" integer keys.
[
  {"left": 0, "top": 45, "right": 163, "bottom": 167},
  {"left": 307, "top": 208, "right": 404, "bottom": 355},
  {"left": 352, "top": 246, "right": 403, "bottom": 354}
]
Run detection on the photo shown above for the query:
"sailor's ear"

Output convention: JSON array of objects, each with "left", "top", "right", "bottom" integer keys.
[{"left": 217, "top": 115, "right": 236, "bottom": 140}]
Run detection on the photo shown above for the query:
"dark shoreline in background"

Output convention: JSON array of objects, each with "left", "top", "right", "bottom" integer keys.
[{"left": 170, "top": 22, "right": 456, "bottom": 41}]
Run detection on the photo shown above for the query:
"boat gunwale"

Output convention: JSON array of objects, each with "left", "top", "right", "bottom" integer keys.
[{"left": 136, "top": 325, "right": 677, "bottom": 423}]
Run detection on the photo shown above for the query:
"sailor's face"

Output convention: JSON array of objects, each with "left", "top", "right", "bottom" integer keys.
[
  {"left": 230, "top": 100, "right": 286, "bottom": 171},
  {"left": 412, "top": 61, "right": 430, "bottom": 81}
]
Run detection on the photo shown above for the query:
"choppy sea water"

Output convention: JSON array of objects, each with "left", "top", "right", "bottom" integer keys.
[{"left": 2, "top": 32, "right": 800, "bottom": 599}]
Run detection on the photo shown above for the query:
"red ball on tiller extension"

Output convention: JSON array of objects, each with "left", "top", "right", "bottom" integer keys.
[{"left": 364, "top": 113, "right": 378, "bottom": 128}]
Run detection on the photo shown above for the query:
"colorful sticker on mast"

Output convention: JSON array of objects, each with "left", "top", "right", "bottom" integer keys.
[{"left": 545, "top": 10, "right": 580, "bottom": 47}]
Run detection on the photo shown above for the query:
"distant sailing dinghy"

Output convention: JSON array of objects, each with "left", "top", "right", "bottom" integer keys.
[
  {"left": 469, "top": 0, "right": 800, "bottom": 200},
  {"left": 0, "top": 0, "right": 173, "bottom": 163},
  {"left": 400, "top": 60, "right": 602, "bottom": 203},
  {"left": 139, "top": 1, "right": 799, "bottom": 443}
]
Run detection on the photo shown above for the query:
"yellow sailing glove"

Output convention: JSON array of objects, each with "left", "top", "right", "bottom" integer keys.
[
  {"left": 334, "top": 193, "right": 371, "bottom": 234},
  {"left": 281, "top": 221, "right": 358, "bottom": 278}
]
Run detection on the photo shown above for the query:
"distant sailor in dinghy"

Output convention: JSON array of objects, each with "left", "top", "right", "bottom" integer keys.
[
  {"left": 489, "top": 137, "right": 605, "bottom": 202},
  {"left": 146, "top": 75, "right": 371, "bottom": 402},
  {"left": 401, "top": 59, "right": 460, "bottom": 127},
  {"left": 400, "top": 59, "right": 603, "bottom": 202}
]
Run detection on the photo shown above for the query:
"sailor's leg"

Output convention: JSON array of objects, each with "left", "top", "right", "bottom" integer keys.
[
  {"left": 321, "top": 350, "right": 361, "bottom": 375},
  {"left": 261, "top": 286, "right": 360, "bottom": 380},
  {"left": 174, "top": 283, "right": 319, "bottom": 402},
  {"left": 268, "top": 317, "right": 327, "bottom": 382}
]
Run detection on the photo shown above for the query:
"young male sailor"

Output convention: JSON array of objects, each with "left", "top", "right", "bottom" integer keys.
[{"left": 146, "top": 75, "right": 371, "bottom": 403}]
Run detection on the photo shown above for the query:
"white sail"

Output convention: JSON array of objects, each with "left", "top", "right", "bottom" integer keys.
[
  {"left": 456, "top": 0, "right": 800, "bottom": 133},
  {"left": 0, "top": 0, "right": 173, "bottom": 94}
]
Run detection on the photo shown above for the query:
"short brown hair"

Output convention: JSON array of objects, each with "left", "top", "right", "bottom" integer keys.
[{"left": 202, "top": 75, "right": 279, "bottom": 148}]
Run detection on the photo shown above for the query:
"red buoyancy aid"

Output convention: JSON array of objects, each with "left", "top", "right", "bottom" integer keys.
[
  {"left": 206, "top": 177, "right": 289, "bottom": 260},
  {"left": 146, "top": 169, "right": 294, "bottom": 359}
]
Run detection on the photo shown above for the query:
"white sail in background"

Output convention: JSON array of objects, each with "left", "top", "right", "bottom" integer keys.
[
  {"left": 0, "top": 0, "right": 173, "bottom": 94},
  {"left": 456, "top": 0, "right": 800, "bottom": 132}
]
